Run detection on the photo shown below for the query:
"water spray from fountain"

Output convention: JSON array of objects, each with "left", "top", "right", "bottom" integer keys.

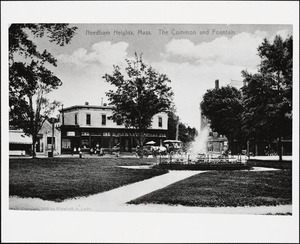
[{"left": 188, "top": 125, "right": 210, "bottom": 161}]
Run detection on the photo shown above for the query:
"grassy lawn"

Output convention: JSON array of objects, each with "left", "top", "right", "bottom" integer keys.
[
  {"left": 9, "top": 157, "right": 167, "bottom": 202},
  {"left": 128, "top": 169, "right": 292, "bottom": 207}
]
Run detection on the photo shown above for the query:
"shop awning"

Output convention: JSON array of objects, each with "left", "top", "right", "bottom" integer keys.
[{"left": 9, "top": 130, "right": 32, "bottom": 144}]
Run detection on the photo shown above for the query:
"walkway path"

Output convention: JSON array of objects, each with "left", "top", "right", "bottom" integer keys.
[
  {"left": 9, "top": 167, "right": 292, "bottom": 215},
  {"left": 10, "top": 170, "right": 203, "bottom": 211}
]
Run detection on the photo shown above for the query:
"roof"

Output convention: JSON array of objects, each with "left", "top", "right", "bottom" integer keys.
[
  {"left": 60, "top": 105, "right": 113, "bottom": 113},
  {"left": 207, "top": 136, "right": 228, "bottom": 142},
  {"left": 9, "top": 130, "right": 32, "bottom": 144},
  {"left": 163, "top": 140, "right": 182, "bottom": 143}
]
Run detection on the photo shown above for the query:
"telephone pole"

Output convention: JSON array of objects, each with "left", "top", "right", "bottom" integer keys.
[{"left": 175, "top": 116, "right": 179, "bottom": 140}]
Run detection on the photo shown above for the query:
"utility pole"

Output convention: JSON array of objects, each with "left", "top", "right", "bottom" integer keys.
[
  {"left": 61, "top": 104, "right": 64, "bottom": 125},
  {"left": 48, "top": 117, "right": 56, "bottom": 157},
  {"left": 52, "top": 119, "right": 55, "bottom": 156},
  {"left": 175, "top": 116, "right": 179, "bottom": 140}
]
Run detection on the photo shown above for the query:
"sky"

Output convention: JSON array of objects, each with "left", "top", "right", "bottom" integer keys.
[{"left": 33, "top": 24, "right": 292, "bottom": 130}]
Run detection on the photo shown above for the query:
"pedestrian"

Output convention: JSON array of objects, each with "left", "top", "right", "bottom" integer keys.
[
  {"left": 78, "top": 147, "right": 82, "bottom": 158},
  {"left": 73, "top": 147, "right": 77, "bottom": 156}
]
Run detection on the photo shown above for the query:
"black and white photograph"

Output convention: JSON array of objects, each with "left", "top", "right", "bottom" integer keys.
[{"left": 1, "top": 1, "right": 299, "bottom": 243}]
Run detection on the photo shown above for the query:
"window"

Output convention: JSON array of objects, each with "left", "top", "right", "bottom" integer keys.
[
  {"left": 81, "top": 138, "right": 89, "bottom": 148},
  {"left": 102, "top": 114, "right": 106, "bottom": 126},
  {"left": 75, "top": 114, "right": 78, "bottom": 125},
  {"left": 158, "top": 117, "right": 163, "bottom": 127},
  {"left": 62, "top": 138, "right": 71, "bottom": 149},
  {"left": 86, "top": 114, "right": 91, "bottom": 125}
]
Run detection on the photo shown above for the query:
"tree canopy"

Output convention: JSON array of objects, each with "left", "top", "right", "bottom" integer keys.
[
  {"left": 103, "top": 54, "right": 174, "bottom": 147},
  {"left": 241, "top": 35, "right": 293, "bottom": 160},
  {"left": 9, "top": 24, "right": 77, "bottom": 157},
  {"left": 200, "top": 85, "right": 244, "bottom": 150},
  {"left": 200, "top": 35, "right": 292, "bottom": 159}
]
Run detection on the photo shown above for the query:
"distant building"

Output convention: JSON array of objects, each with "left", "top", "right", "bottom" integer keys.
[
  {"left": 206, "top": 132, "right": 228, "bottom": 154},
  {"left": 9, "top": 120, "right": 61, "bottom": 156},
  {"left": 59, "top": 103, "right": 168, "bottom": 154},
  {"left": 9, "top": 130, "right": 32, "bottom": 156},
  {"left": 36, "top": 119, "right": 61, "bottom": 156}
]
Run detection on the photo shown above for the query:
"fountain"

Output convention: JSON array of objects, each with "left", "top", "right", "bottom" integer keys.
[
  {"left": 157, "top": 125, "right": 250, "bottom": 170},
  {"left": 155, "top": 78, "right": 250, "bottom": 170}
]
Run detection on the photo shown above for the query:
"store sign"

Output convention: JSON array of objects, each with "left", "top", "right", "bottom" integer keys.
[
  {"left": 111, "top": 132, "right": 166, "bottom": 137},
  {"left": 67, "top": 131, "right": 75, "bottom": 136}
]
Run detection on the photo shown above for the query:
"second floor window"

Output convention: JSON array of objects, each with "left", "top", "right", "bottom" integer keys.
[
  {"left": 75, "top": 114, "right": 78, "bottom": 125},
  {"left": 158, "top": 117, "right": 163, "bottom": 127},
  {"left": 102, "top": 114, "right": 106, "bottom": 126},
  {"left": 86, "top": 114, "right": 91, "bottom": 125}
]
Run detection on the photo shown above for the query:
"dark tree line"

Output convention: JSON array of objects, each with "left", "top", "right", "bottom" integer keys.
[
  {"left": 167, "top": 111, "right": 198, "bottom": 150},
  {"left": 200, "top": 35, "right": 292, "bottom": 161}
]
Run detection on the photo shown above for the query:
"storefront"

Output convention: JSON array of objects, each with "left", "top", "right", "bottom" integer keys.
[{"left": 61, "top": 126, "right": 167, "bottom": 154}]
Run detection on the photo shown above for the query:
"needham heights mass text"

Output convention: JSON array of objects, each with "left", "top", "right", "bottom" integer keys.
[{"left": 85, "top": 29, "right": 236, "bottom": 36}]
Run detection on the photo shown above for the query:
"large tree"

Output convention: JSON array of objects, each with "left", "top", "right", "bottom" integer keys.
[
  {"left": 9, "top": 24, "right": 77, "bottom": 157},
  {"left": 200, "top": 85, "right": 244, "bottom": 153},
  {"left": 242, "top": 35, "right": 293, "bottom": 160},
  {"left": 103, "top": 54, "right": 174, "bottom": 150}
]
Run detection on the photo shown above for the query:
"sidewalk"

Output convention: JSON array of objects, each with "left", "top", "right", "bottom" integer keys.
[
  {"left": 249, "top": 155, "right": 292, "bottom": 161},
  {"left": 9, "top": 154, "right": 293, "bottom": 160},
  {"left": 10, "top": 170, "right": 203, "bottom": 211}
]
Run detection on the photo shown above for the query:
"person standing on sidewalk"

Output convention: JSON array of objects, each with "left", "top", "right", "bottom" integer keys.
[{"left": 78, "top": 147, "right": 82, "bottom": 158}]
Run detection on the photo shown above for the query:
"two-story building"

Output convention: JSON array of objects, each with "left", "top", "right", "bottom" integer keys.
[
  {"left": 59, "top": 102, "right": 168, "bottom": 154},
  {"left": 36, "top": 119, "right": 61, "bottom": 156}
]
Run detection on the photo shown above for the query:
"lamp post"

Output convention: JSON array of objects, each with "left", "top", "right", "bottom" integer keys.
[
  {"left": 48, "top": 117, "right": 56, "bottom": 157},
  {"left": 61, "top": 104, "right": 64, "bottom": 125}
]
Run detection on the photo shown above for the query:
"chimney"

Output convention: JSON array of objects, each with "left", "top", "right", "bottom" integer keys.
[
  {"left": 215, "top": 79, "right": 219, "bottom": 89},
  {"left": 85, "top": 102, "right": 89, "bottom": 106}
]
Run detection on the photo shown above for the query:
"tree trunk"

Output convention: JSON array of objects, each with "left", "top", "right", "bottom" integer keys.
[
  {"left": 29, "top": 95, "right": 36, "bottom": 158},
  {"left": 228, "top": 139, "right": 233, "bottom": 154},
  {"left": 32, "top": 136, "right": 37, "bottom": 158},
  {"left": 255, "top": 142, "right": 258, "bottom": 156},
  {"left": 137, "top": 129, "right": 144, "bottom": 158},
  {"left": 278, "top": 137, "right": 283, "bottom": 161},
  {"left": 277, "top": 71, "right": 283, "bottom": 162}
]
